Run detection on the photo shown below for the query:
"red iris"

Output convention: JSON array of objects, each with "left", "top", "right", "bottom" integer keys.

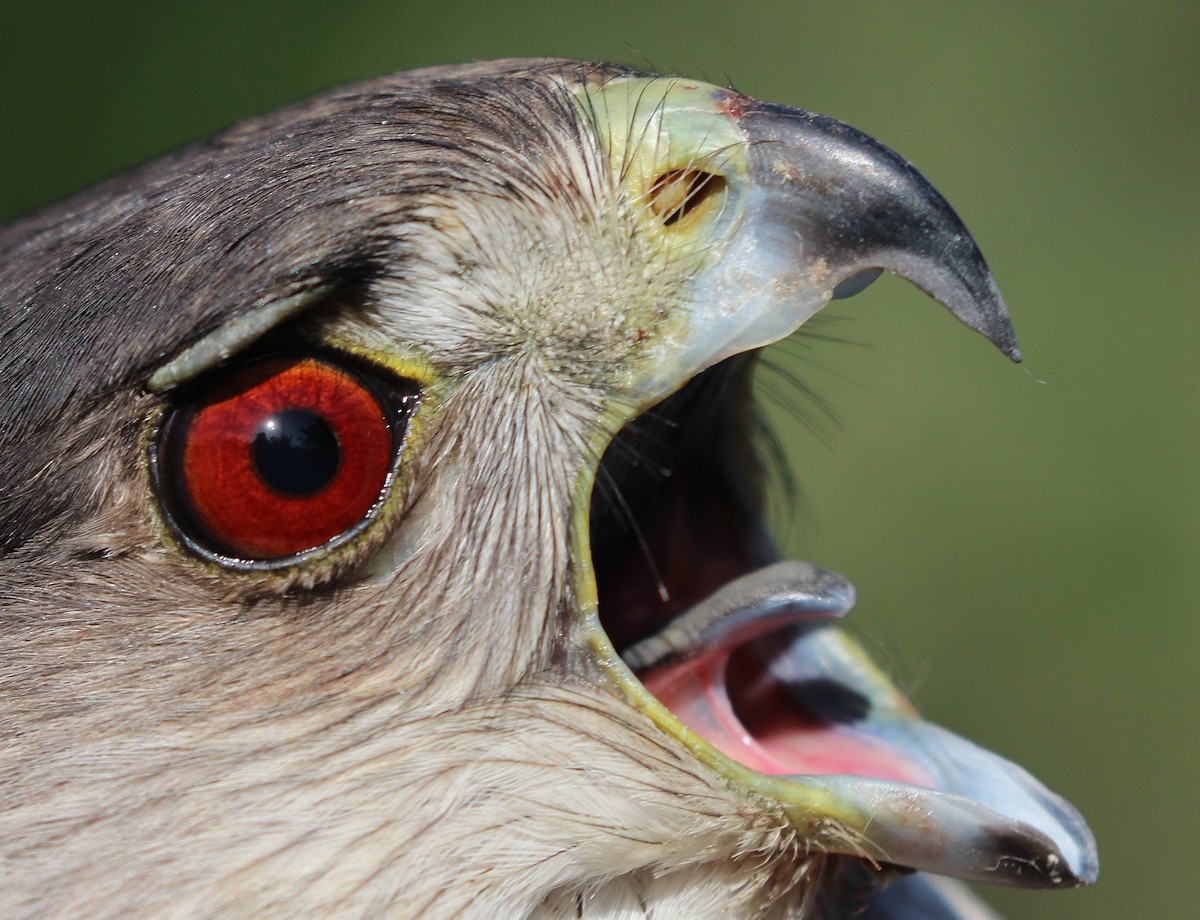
[{"left": 164, "top": 355, "right": 394, "bottom": 560}]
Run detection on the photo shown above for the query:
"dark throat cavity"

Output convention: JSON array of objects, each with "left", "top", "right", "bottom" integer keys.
[{"left": 591, "top": 354, "right": 776, "bottom": 655}]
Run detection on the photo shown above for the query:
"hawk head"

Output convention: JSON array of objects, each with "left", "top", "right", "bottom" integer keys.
[{"left": 0, "top": 60, "right": 1095, "bottom": 917}]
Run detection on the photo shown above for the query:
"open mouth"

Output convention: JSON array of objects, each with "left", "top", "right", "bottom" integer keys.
[
  {"left": 561, "top": 70, "right": 1098, "bottom": 895},
  {"left": 587, "top": 353, "right": 1098, "bottom": 889}
]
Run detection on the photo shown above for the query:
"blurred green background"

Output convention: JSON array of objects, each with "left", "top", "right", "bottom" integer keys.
[{"left": 2, "top": 2, "right": 1193, "bottom": 917}]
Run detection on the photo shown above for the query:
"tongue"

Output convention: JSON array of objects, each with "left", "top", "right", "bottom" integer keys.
[
  {"left": 630, "top": 563, "right": 1099, "bottom": 889},
  {"left": 622, "top": 560, "right": 853, "bottom": 672}
]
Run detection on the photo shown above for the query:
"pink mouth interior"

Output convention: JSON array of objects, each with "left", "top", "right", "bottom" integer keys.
[
  {"left": 592, "top": 370, "right": 932, "bottom": 789},
  {"left": 640, "top": 644, "right": 931, "bottom": 785}
]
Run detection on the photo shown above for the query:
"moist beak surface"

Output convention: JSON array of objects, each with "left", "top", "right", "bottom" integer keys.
[{"left": 573, "top": 76, "right": 1097, "bottom": 892}]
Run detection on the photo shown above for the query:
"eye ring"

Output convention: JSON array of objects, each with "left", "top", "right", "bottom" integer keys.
[{"left": 153, "top": 352, "right": 419, "bottom": 569}]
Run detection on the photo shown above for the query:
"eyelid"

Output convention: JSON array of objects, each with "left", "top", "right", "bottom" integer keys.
[{"left": 149, "top": 287, "right": 333, "bottom": 392}]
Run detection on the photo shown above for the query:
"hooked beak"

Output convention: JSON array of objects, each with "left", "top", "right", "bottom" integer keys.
[
  {"left": 604, "top": 79, "right": 1021, "bottom": 405},
  {"left": 574, "top": 75, "right": 1096, "bottom": 898},
  {"left": 733, "top": 99, "right": 1020, "bottom": 361}
]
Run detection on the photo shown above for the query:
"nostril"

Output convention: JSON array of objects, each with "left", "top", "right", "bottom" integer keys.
[{"left": 647, "top": 169, "right": 727, "bottom": 227}]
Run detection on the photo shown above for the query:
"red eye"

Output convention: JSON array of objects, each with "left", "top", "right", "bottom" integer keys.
[{"left": 158, "top": 355, "right": 415, "bottom": 562}]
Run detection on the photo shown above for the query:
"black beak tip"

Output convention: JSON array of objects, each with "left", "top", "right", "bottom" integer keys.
[
  {"left": 993, "top": 320, "right": 1023, "bottom": 363},
  {"left": 985, "top": 294, "right": 1023, "bottom": 363}
]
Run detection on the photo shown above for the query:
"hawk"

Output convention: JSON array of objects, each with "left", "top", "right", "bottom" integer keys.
[{"left": 0, "top": 60, "right": 1096, "bottom": 918}]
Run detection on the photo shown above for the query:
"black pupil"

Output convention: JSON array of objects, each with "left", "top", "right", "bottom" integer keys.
[{"left": 252, "top": 408, "right": 341, "bottom": 495}]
